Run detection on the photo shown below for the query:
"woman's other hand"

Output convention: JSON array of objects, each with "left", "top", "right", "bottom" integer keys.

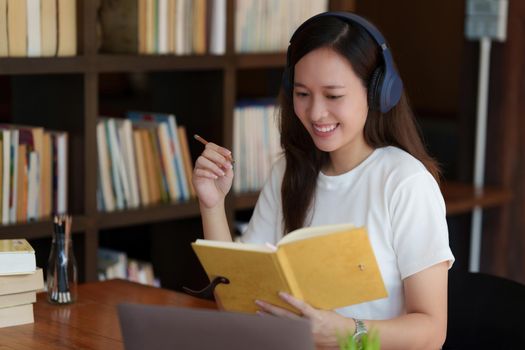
[{"left": 192, "top": 142, "right": 234, "bottom": 209}]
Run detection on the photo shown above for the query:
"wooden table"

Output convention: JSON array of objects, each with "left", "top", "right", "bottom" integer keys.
[{"left": 0, "top": 280, "right": 216, "bottom": 349}]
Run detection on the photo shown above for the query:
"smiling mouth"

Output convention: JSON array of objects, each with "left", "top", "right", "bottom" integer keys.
[{"left": 313, "top": 123, "right": 339, "bottom": 133}]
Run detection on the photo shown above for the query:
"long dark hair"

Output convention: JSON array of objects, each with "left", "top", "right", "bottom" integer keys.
[{"left": 279, "top": 15, "right": 440, "bottom": 234}]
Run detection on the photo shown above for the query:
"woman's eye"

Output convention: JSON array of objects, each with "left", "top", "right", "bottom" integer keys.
[
  {"left": 327, "top": 95, "right": 343, "bottom": 100},
  {"left": 294, "top": 92, "right": 309, "bottom": 97}
]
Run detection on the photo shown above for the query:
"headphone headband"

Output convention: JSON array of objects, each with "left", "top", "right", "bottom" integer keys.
[
  {"left": 285, "top": 11, "right": 403, "bottom": 113},
  {"left": 290, "top": 12, "right": 387, "bottom": 51}
]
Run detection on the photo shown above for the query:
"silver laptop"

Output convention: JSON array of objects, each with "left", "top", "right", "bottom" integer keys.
[{"left": 118, "top": 303, "right": 315, "bottom": 350}]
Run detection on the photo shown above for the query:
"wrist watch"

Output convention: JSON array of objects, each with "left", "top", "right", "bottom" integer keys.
[{"left": 352, "top": 318, "right": 368, "bottom": 347}]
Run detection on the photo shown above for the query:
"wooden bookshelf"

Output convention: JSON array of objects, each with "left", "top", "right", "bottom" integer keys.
[
  {"left": 235, "top": 53, "right": 288, "bottom": 68},
  {"left": 97, "top": 201, "right": 200, "bottom": 230},
  {"left": 0, "top": 0, "right": 508, "bottom": 288},
  {"left": 234, "top": 192, "right": 260, "bottom": 211},
  {"left": 0, "top": 216, "right": 89, "bottom": 239},
  {"left": 442, "top": 182, "right": 512, "bottom": 216},
  {"left": 0, "top": 57, "right": 87, "bottom": 75},
  {"left": 234, "top": 183, "right": 512, "bottom": 216},
  {"left": 95, "top": 55, "right": 229, "bottom": 72}
]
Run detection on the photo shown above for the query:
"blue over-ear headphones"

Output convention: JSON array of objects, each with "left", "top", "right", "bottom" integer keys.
[{"left": 283, "top": 12, "right": 403, "bottom": 114}]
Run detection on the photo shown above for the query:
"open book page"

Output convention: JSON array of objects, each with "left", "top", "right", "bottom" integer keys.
[
  {"left": 277, "top": 227, "right": 387, "bottom": 309},
  {"left": 191, "top": 243, "right": 296, "bottom": 313},
  {"left": 193, "top": 239, "right": 274, "bottom": 253},
  {"left": 277, "top": 223, "right": 356, "bottom": 246}
]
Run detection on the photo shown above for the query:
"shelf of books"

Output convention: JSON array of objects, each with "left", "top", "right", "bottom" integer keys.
[
  {"left": 0, "top": 0, "right": 77, "bottom": 60},
  {"left": 443, "top": 182, "right": 512, "bottom": 216},
  {"left": 234, "top": 192, "right": 259, "bottom": 211},
  {"left": 12, "top": 0, "right": 501, "bottom": 293}
]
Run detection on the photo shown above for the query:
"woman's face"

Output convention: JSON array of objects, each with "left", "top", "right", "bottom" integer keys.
[{"left": 293, "top": 47, "right": 369, "bottom": 157}]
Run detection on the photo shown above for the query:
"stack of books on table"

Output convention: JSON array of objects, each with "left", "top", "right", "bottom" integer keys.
[{"left": 0, "top": 239, "right": 44, "bottom": 328}]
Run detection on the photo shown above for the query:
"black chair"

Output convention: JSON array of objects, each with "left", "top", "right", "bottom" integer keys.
[{"left": 443, "top": 271, "right": 525, "bottom": 349}]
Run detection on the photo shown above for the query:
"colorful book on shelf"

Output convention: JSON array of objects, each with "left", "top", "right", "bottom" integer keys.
[
  {"left": 177, "top": 126, "right": 196, "bottom": 198},
  {"left": 106, "top": 119, "right": 128, "bottom": 210},
  {"left": 56, "top": 0, "right": 77, "bottom": 56},
  {"left": 117, "top": 119, "right": 141, "bottom": 208},
  {"left": 0, "top": 0, "right": 8, "bottom": 57},
  {"left": 26, "top": 0, "right": 42, "bottom": 57},
  {"left": 0, "top": 136, "right": 2, "bottom": 219},
  {"left": 41, "top": 0, "right": 58, "bottom": 56},
  {"left": 97, "top": 120, "right": 116, "bottom": 212},
  {"left": 0, "top": 126, "right": 19, "bottom": 223},
  {"left": 208, "top": 0, "right": 226, "bottom": 55},
  {"left": 99, "top": 0, "right": 140, "bottom": 53},
  {"left": 26, "top": 151, "right": 40, "bottom": 221},
  {"left": 13, "top": 125, "right": 45, "bottom": 219},
  {"left": 128, "top": 112, "right": 190, "bottom": 201},
  {"left": 7, "top": 0, "right": 27, "bottom": 57},
  {"left": 139, "top": 128, "right": 162, "bottom": 204},
  {"left": 48, "top": 130, "right": 67, "bottom": 215},
  {"left": 16, "top": 144, "right": 27, "bottom": 222},
  {"left": 192, "top": 224, "right": 387, "bottom": 314},
  {"left": 131, "top": 120, "right": 170, "bottom": 203},
  {"left": 132, "top": 128, "right": 150, "bottom": 206},
  {"left": 98, "top": 248, "right": 128, "bottom": 281},
  {"left": 0, "top": 239, "right": 36, "bottom": 275},
  {"left": 1, "top": 129, "right": 10, "bottom": 224},
  {"left": 41, "top": 132, "right": 53, "bottom": 218},
  {"left": 8, "top": 129, "right": 19, "bottom": 224}
]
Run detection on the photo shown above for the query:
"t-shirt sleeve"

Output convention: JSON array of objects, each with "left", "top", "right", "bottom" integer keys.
[
  {"left": 389, "top": 172, "right": 455, "bottom": 280},
  {"left": 240, "top": 160, "right": 283, "bottom": 245}
]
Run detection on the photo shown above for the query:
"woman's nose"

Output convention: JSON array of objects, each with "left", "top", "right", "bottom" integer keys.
[{"left": 308, "top": 97, "right": 328, "bottom": 121}]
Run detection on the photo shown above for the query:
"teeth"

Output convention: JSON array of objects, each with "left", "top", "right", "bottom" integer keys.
[{"left": 314, "top": 124, "right": 337, "bottom": 133}]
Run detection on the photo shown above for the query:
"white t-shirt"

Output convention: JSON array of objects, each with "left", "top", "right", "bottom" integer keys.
[{"left": 241, "top": 146, "right": 455, "bottom": 320}]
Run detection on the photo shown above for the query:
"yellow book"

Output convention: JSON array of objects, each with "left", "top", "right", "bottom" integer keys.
[
  {"left": 0, "top": 0, "right": 7, "bottom": 57},
  {"left": 41, "top": 0, "right": 58, "bottom": 56},
  {"left": 7, "top": 0, "right": 27, "bottom": 57},
  {"left": 177, "top": 126, "right": 196, "bottom": 198},
  {"left": 57, "top": 0, "right": 77, "bottom": 56},
  {"left": 0, "top": 239, "right": 36, "bottom": 275},
  {"left": 16, "top": 144, "right": 27, "bottom": 223},
  {"left": 192, "top": 223, "right": 387, "bottom": 314}
]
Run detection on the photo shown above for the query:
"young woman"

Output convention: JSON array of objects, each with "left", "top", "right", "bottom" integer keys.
[{"left": 192, "top": 12, "right": 454, "bottom": 350}]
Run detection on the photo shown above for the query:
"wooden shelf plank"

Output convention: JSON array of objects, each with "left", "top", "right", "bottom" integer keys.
[
  {"left": 95, "top": 54, "right": 228, "bottom": 72},
  {"left": 0, "top": 57, "right": 87, "bottom": 75},
  {"left": 443, "top": 181, "right": 512, "bottom": 216},
  {"left": 97, "top": 200, "right": 201, "bottom": 230},
  {"left": 0, "top": 53, "right": 289, "bottom": 75},
  {"left": 233, "top": 182, "right": 512, "bottom": 217},
  {"left": 235, "top": 53, "right": 286, "bottom": 68},
  {"left": 0, "top": 215, "right": 89, "bottom": 239},
  {"left": 234, "top": 192, "right": 259, "bottom": 210}
]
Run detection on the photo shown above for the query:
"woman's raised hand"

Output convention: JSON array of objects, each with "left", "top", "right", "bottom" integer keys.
[{"left": 192, "top": 142, "right": 234, "bottom": 209}]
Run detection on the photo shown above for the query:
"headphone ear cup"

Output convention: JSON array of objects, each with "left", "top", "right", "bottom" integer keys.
[{"left": 368, "top": 67, "right": 383, "bottom": 111}]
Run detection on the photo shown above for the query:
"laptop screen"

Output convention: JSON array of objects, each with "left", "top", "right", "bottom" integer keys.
[{"left": 118, "top": 303, "right": 315, "bottom": 350}]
